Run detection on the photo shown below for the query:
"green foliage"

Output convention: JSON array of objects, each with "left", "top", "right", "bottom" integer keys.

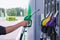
[
  {"left": 0, "top": 8, "right": 4, "bottom": 12},
  {"left": 0, "top": 8, "right": 5, "bottom": 17},
  {"left": 7, "top": 8, "right": 17, "bottom": 16},
  {"left": 6, "top": 16, "right": 17, "bottom": 21},
  {"left": 7, "top": 8, "right": 24, "bottom": 16}
]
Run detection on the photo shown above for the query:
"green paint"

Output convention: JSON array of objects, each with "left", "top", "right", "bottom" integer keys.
[
  {"left": 24, "top": 5, "right": 32, "bottom": 40},
  {"left": 28, "top": 5, "right": 31, "bottom": 16}
]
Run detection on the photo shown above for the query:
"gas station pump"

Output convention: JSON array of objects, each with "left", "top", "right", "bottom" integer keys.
[
  {"left": 40, "top": 11, "right": 53, "bottom": 40},
  {"left": 19, "top": 0, "right": 60, "bottom": 40},
  {"left": 19, "top": 9, "right": 40, "bottom": 40},
  {"left": 40, "top": 0, "right": 59, "bottom": 40},
  {"left": 46, "top": 11, "right": 59, "bottom": 40}
]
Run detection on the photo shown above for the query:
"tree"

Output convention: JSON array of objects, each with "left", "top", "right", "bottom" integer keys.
[{"left": 7, "top": 8, "right": 17, "bottom": 16}]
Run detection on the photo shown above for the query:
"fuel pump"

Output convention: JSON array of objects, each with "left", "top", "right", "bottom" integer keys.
[
  {"left": 40, "top": 11, "right": 53, "bottom": 40},
  {"left": 46, "top": 11, "right": 59, "bottom": 40},
  {"left": 41, "top": 11, "right": 53, "bottom": 33},
  {"left": 20, "top": 9, "right": 40, "bottom": 40}
]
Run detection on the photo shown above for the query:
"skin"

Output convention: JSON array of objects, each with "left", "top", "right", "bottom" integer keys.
[{"left": 5, "top": 21, "right": 28, "bottom": 34}]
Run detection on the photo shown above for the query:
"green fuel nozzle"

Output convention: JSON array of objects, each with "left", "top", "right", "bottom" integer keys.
[
  {"left": 24, "top": 15, "right": 32, "bottom": 27},
  {"left": 24, "top": 9, "right": 40, "bottom": 27}
]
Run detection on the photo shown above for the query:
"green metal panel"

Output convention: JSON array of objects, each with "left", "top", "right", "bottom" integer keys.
[
  {"left": 28, "top": 5, "right": 32, "bottom": 16},
  {"left": 24, "top": 5, "right": 32, "bottom": 40}
]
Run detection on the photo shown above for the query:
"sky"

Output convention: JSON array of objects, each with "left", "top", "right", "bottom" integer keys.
[{"left": 0, "top": 0, "right": 29, "bottom": 9}]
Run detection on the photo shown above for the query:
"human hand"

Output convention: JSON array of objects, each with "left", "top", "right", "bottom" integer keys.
[{"left": 20, "top": 21, "right": 29, "bottom": 27}]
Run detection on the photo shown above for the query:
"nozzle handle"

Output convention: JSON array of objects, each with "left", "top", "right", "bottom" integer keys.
[
  {"left": 46, "top": 12, "right": 50, "bottom": 17},
  {"left": 31, "top": 9, "right": 40, "bottom": 16},
  {"left": 54, "top": 11, "right": 59, "bottom": 17},
  {"left": 49, "top": 11, "right": 54, "bottom": 17},
  {"left": 46, "top": 11, "right": 53, "bottom": 18}
]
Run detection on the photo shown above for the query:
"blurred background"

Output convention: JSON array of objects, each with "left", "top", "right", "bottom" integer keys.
[{"left": 0, "top": 0, "right": 30, "bottom": 40}]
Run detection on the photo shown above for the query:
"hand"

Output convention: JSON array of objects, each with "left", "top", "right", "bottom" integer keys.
[{"left": 20, "top": 21, "right": 28, "bottom": 27}]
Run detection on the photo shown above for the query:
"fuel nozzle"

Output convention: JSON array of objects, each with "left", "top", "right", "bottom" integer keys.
[
  {"left": 46, "top": 11, "right": 59, "bottom": 40},
  {"left": 24, "top": 9, "right": 40, "bottom": 27},
  {"left": 20, "top": 9, "right": 40, "bottom": 40},
  {"left": 24, "top": 15, "right": 32, "bottom": 27}
]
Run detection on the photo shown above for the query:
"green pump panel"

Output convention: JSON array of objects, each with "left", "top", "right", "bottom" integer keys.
[
  {"left": 28, "top": 5, "right": 32, "bottom": 16},
  {"left": 24, "top": 5, "right": 32, "bottom": 40}
]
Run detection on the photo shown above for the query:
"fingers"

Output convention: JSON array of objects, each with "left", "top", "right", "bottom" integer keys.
[
  {"left": 24, "top": 21, "right": 29, "bottom": 24},
  {"left": 24, "top": 21, "right": 29, "bottom": 27},
  {"left": 20, "top": 21, "right": 29, "bottom": 26}
]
